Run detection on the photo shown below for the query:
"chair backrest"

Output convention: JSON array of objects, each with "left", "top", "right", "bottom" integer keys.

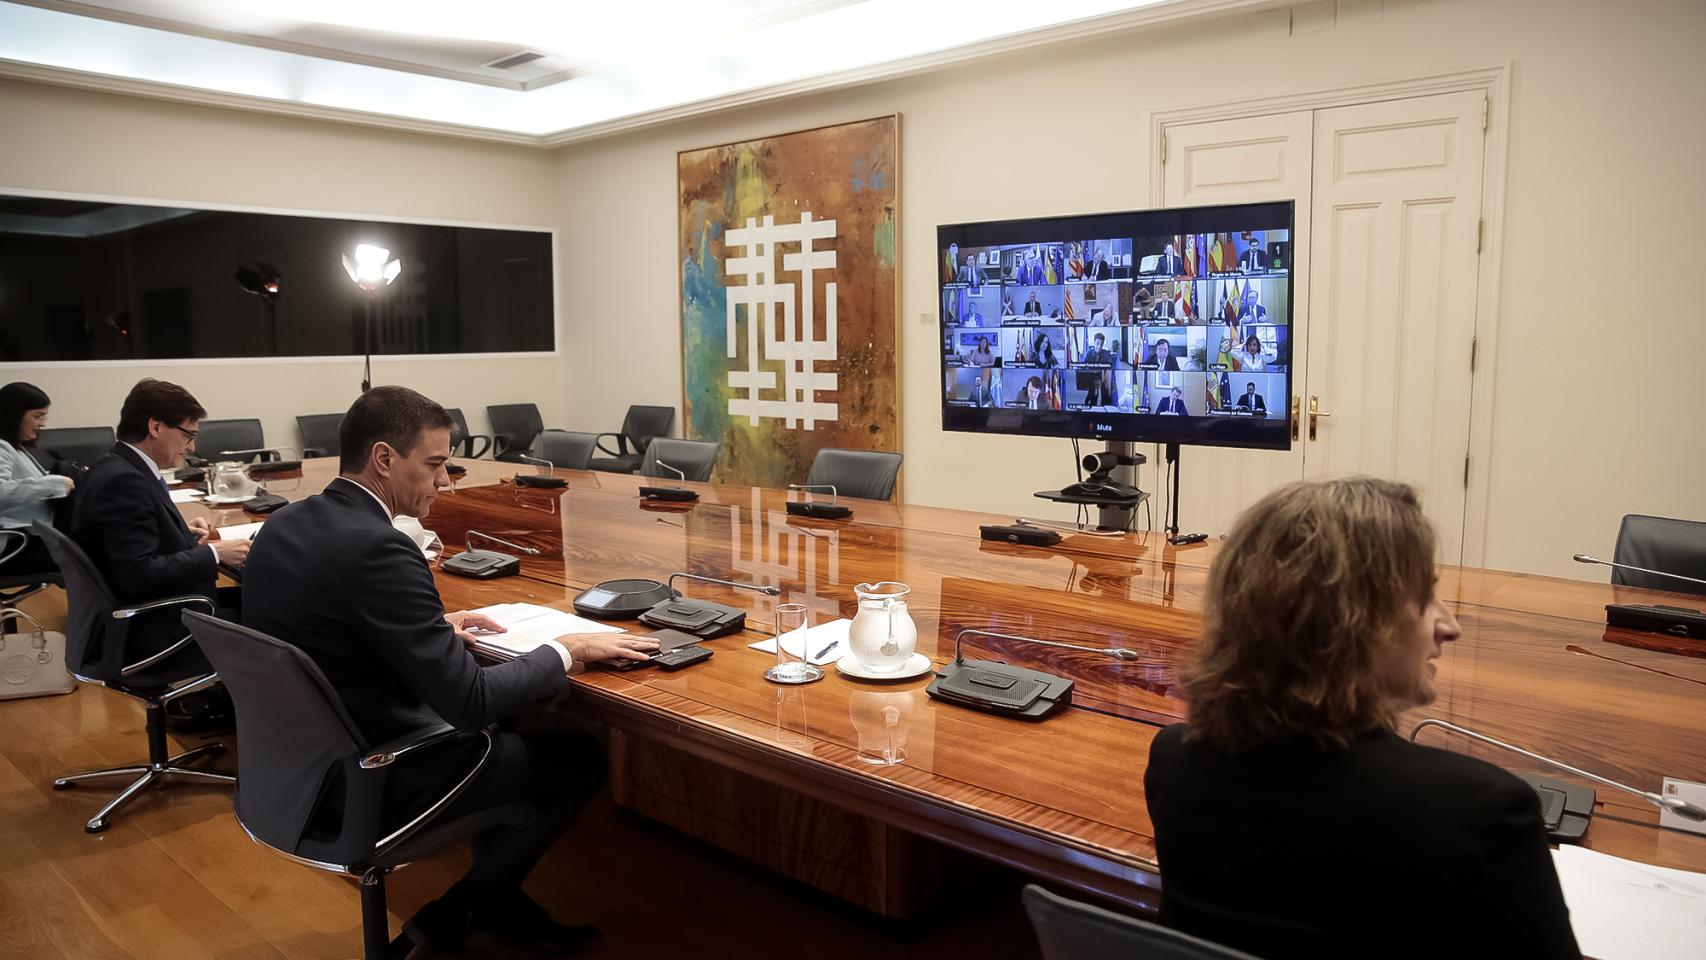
[
  {"left": 621, "top": 405, "right": 676, "bottom": 451},
  {"left": 529, "top": 430, "right": 599, "bottom": 471},
  {"left": 1021, "top": 886, "right": 1262, "bottom": 960},
  {"left": 34, "top": 426, "right": 115, "bottom": 469},
  {"left": 1613, "top": 514, "right": 1706, "bottom": 598},
  {"left": 806, "top": 448, "right": 903, "bottom": 501},
  {"left": 198, "top": 418, "right": 267, "bottom": 462},
  {"left": 295, "top": 413, "right": 343, "bottom": 460},
  {"left": 642, "top": 438, "right": 719, "bottom": 482},
  {"left": 487, "top": 403, "right": 544, "bottom": 461},
  {"left": 443, "top": 407, "right": 490, "bottom": 460},
  {"left": 181, "top": 611, "right": 378, "bottom": 863},
  {"left": 30, "top": 521, "right": 121, "bottom": 678}
]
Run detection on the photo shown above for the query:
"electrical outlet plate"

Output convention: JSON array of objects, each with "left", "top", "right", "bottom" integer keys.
[{"left": 1659, "top": 778, "right": 1706, "bottom": 836}]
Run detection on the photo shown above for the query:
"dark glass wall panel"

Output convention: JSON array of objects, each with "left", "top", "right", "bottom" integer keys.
[{"left": 0, "top": 197, "right": 554, "bottom": 361}]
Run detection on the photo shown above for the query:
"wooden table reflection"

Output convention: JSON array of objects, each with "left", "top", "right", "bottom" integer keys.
[{"left": 184, "top": 458, "right": 1706, "bottom": 914}]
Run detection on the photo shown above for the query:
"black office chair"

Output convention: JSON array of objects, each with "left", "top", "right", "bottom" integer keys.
[
  {"left": 181, "top": 611, "right": 534, "bottom": 960},
  {"left": 529, "top": 430, "right": 600, "bottom": 471},
  {"left": 446, "top": 407, "right": 494, "bottom": 460},
  {"left": 1022, "top": 885, "right": 1261, "bottom": 960},
  {"left": 806, "top": 448, "right": 903, "bottom": 501},
  {"left": 590, "top": 405, "right": 675, "bottom": 474},
  {"left": 35, "top": 425, "right": 115, "bottom": 470},
  {"left": 1613, "top": 514, "right": 1706, "bottom": 598},
  {"left": 641, "top": 438, "right": 719, "bottom": 483},
  {"left": 0, "top": 528, "right": 61, "bottom": 612},
  {"left": 197, "top": 418, "right": 283, "bottom": 463},
  {"left": 487, "top": 404, "right": 544, "bottom": 463},
  {"left": 32, "top": 522, "right": 234, "bottom": 833},
  {"left": 296, "top": 413, "right": 344, "bottom": 459}
]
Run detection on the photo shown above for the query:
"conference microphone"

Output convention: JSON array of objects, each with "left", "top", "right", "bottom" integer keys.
[
  {"left": 929, "top": 628, "right": 1138, "bottom": 720},
  {"left": 639, "top": 572, "right": 780, "bottom": 639},
  {"left": 640, "top": 460, "right": 699, "bottom": 503},
  {"left": 442, "top": 530, "right": 539, "bottom": 579},
  {"left": 1573, "top": 553, "right": 1706, "bottom": 589},
  {"left": 787, "top": 484, "right": 852, "bottom": 520},
  {"left": 515, "top": 454, "right": 568, "bottom": 489},
  {"left": 1409, "top": 718, "right": 1706, "bottom": 826}
]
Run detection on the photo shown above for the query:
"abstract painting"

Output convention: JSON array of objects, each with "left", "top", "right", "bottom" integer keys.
[{"left": 679, "top": 115, "right": 899, "bottom": 490}]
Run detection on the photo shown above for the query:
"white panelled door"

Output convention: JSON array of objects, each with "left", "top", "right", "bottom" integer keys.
[
  {"left": 1303, "top": 92, "right": 1487, "bottom": 563},
  {"left": 1161, "top": 111, "right": 1313, "bottom": 538}
]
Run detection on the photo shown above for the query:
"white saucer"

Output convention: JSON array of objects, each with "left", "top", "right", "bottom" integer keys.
[
  {"left": 202, "top": 493, "right": 253, "bottom": 505},
  {"left": 835, "top": 652, "right": 934, "bottom": 682}
]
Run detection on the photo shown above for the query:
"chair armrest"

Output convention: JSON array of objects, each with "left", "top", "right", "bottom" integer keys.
[
  {"left": 370, "top": 727, "right": 497, "bottom": 855},
  {"left": 594, "top": 432, "right": 630, "bottom": 459},
  {"left": 461, "top": 433, "right": 495, "bottom": 460},
  {"left": 217, "top": 446, "right": 293, "bottom": 463},
  {"left": 302, "top": 446, "right": 328, "bottom": 459},
  {"left": 0, "top": 530, "right": 24, "bottom": 568},
  {"left": 359, "top": 722, "right": 471, "bottom": 769},
  {"left": 114, "top": 595, "right": 217, "bottom": 676},
  {"left": 491, "top": 432, "right": 515, "bottom": 459}
]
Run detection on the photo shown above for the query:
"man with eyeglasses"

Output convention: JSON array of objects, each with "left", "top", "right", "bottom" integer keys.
[{"left": 72, "top": 378, "right": 247, "bottom": 675}]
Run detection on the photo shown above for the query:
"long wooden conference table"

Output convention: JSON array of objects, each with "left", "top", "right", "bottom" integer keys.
[{"left": 182, "top": 458, "right": 1706, "bottom": 917}]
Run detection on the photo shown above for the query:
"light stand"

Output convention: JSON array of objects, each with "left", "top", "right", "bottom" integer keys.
[
  {"left": 1162, "top": 442, "right": 1206, "bottom": 546},
  {"left": 341, "top": 244, "right": 401, "bottom": 394}
]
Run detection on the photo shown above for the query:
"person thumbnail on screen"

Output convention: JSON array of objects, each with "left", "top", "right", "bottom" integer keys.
[
  {"left": 1003, "top": 328, "right": 1066, "bottom": 369},
  {"left": 1136, "top": 371, "right": 1208, "bottom": 416},
  {"left": 1239, "top": 232, "right": 1270, "bottom": 272},
  {"left": 947, "top": 332, "right": 998, "bottom": 368},
  {"left": 945, "top": 282, "right": 1001, "bottom": 327},
  {"left": 1070, "top": 369, "right": 1134, "bottom": 412},
  {"left": 1009, "top": 371, "right": 1066, "bottom": 410},
  {"left": 1075, "top": 329, "right": 1122, "bottom": 367},
  {"left": 1136, "top": 236, "right": 1190, "bottom": 277},
  {"left": 1205, "top": 371, "right": 1285, "bottom": 418},
  {"left": 945, "top": 245, "right": 1001, "bottom": 291},
  {"left": 1067, "top": 238, "right": 1133, "bottom": 282},
  {"left": 1133, "top": 281, "right": 1187, "bottom": 321},
  {"left": 1003, "top": 243, "right": 1067, "bottom": 286},
  {"left": 1131, "top": 325, "right": 1209, "bottom": 372},
  {"left": 1206, "top": 323, "right": 1288, "bottom": 372},
  {"left": 945, "top": 367, "right": 1003, "bottom": 408},
  {"left": 1005, "top": 284, "right": 1066, "bottom": 322}
]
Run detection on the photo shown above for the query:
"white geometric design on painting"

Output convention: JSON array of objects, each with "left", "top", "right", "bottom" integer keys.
[{"left": 724, "top": 212, "right": 840, "bottom": 430}]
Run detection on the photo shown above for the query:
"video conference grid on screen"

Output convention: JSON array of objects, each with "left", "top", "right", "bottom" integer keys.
[{"left": 938, "top": 202, "right": 1294, "bottom": 449}]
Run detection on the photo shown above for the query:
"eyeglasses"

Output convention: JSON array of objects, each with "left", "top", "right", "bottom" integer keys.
[{"left": 171, "top": 424, "right": 199, "bottom": 441}]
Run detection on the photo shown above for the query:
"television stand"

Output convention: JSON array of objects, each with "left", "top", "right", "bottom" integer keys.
[
  {"left": 1162, "top": 442, "right": 1207, "bottom": 546},
  {"left": 1034, "top": 444, "right": 1149, "bottom": 531}
]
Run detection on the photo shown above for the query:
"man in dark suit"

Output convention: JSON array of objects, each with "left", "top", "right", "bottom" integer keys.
[
  {"left": 1152, "top": 242, "right": 1185, "bottom": 276},
  {"left": 957, "top": 254, "right": 987, "bottom": 289},
  {"left": 1239, "top": 240, "right": 1268, "bottom": 272},
  {"left": 72, "top": 379, "right": 250, "bottom": 666},
  {"left": 1235, "top": 382, "right": 1267, "bottom": 413},
  {"left": 1082, "top": 333, "right": 1117, "bottom": 366},
  {"left": 243, "top": 386, "right": 659, "bottom": 954},
  {"left": 1149, "top": 339, "right": 1182, "bottom": 371},
  {"left": 1155, "top": 387, "right": 1189, "bottom": 415},
  {"left": 1237, "top": 287, "right": 1268, "bottom": 321},
  {"left": 1023, "top": 291, "right": 1044, "bottom": 316},
  {"left": 1083, "top": 245, "right": 1113, "bottom": 280}
]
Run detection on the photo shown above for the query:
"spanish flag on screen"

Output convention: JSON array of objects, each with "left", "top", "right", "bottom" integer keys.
[
  {"left": 1068, "top": 243, "right": 1085, "bottom": 281},
  {"left": 1063, "top": 290, "right": 1077, "bottom": 321},
  {"left": 1222, "top": 279, "right": 1243, "bottom": 322},
  {"left": 1176, "top": 281, "right": 1194, "bottom": 320},
  {"left": 1207, "top": 235, "right": 1230, "bottom": 272},
  {"left": 1182, "top": 236, "right": 1197, "bottom": 278}
]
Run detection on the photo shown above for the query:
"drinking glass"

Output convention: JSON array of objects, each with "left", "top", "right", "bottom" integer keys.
[{"left": 763, "top": 602, "right": 822, "bottom": 684}]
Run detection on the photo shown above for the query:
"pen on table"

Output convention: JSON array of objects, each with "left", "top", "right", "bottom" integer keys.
[{"left": 811, "top": 639, "right": 839, "bottom": 661}]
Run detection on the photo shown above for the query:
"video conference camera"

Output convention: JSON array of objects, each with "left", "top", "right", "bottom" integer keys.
[{"left": 1080, "top": 451, "right": 1144, "bottom": 478}]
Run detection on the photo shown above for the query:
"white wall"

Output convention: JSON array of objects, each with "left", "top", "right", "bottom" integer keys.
[
  {"left": 0, "top": 78, "right": 566, "bottom": 448},
  {"left": 552, "top": 0, "right": 1706, "bottom": 580}
]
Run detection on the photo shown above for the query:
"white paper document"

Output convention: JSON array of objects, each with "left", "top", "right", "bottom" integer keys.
[
  {"left": 1551, "top": 844, "right": 1706, "bottom": 960},
  {"left": 168, "top": 488, "right": 204, "bottom": 503},
  {"left": 747, "top": 617, "right": 849, "bottom": 666},
  {"left": 214, "top": 521, "right": 265, "bottom": 541},
  {"left": 466, "top": 603, "right": 620, "bottom": 658}
]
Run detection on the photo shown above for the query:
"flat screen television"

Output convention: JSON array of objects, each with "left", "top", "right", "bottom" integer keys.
[{"left": 938, "top": 200, "right": 1295, "bottom": 450}]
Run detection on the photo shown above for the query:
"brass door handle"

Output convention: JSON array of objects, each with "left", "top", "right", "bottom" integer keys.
[
  {"left": 1291, "top": 395, "right": 1301, "bottom": 441},
  {"left": 1308, "top": 395, "right": 1331, "bottom": 441}
]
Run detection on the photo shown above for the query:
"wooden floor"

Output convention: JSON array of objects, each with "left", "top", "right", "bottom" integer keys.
[{"left": 1, "top": 592, "right": 1039, "bottom": 959}]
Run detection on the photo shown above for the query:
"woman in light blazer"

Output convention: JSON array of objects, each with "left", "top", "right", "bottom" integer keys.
[{"left": 0, "top": 382, "right": 73, "bottom": 574}]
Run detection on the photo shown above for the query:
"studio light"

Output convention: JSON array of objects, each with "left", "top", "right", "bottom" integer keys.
[{"left": 341, "top": 243, "right": 402, "bottom": 393}]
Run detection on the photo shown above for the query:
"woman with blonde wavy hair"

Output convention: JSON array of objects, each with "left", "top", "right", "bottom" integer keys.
[{"left": 1144, "top": 477, "right": 1577, "bottom": 959}]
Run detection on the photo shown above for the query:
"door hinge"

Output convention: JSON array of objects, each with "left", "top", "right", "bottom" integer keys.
[
  {"left": 1476, "top": 218, "right": 1483, "bottom": 253},
  {"left": 1464, "top": 455, "right": 1471, "bottom": 488},
  {"left": 1469, "top": 336, "right": 1478, "bottom": 372},
  {"left": 1160, "top": 132, "right": 1168, "bottom": 164},
  {"left": 1481, "top": 96, "right": 1489, "bottom": 132}
]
